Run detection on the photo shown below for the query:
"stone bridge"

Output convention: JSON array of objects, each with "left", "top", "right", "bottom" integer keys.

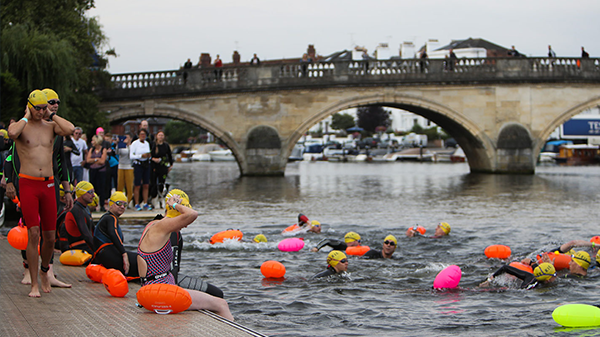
[{"left": 98, "top": 57, "right": 600, "bottom": 176}]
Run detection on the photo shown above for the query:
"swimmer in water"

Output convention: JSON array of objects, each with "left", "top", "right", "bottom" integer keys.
[
  {"left": 282, "top": 214, "right": 321, "bottom": 234},
  {"left": 311, "top": 250, "right": 349, "bottom": 279},
  {"left": 479, "top": 262, "right": 557, "bottom": 290},
  {"left": 311, "top": 231, "right": 362, "bottom": 252},
  {"left": 406, "top": 222, "right": 451, "bottom": 238},
  {"left": 363, "top": 235, "right": 397, "bottom": 259}
]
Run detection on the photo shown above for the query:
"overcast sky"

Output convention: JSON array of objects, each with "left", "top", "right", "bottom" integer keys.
[{"left": 89, "top": 0, "right": 599, "bottom": 74}]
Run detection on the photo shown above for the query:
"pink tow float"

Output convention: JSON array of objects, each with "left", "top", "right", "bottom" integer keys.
[
  {"left": 277, "top": 238, "right": 304, "bottom": 252},
  {"left": 433, "top": 265, "right": 462, "bottom": 290}
]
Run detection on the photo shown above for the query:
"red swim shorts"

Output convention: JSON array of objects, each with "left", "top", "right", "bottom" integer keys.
[{"left": 19, "top": 175, "right": 57, "bottom": 231}]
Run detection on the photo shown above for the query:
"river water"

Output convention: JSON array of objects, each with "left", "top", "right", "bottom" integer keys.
[{"left": 119, "top": 161, "right": 600, "bottom": 337}]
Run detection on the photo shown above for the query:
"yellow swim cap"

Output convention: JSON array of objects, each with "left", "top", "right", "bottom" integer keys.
[
  {"left": 311, "top": 220, "right": 321, "bottom": 228},
  {"left": 253, "top": 234, "right": 267, "bottom": 243},
  {"left": 59, "top": 183, "right": 74, "bottom": 197},
  {"left": 597, "top": 249, "right": 600, "bottom": 261},
  {"left": 89, "top": 193, "right": 99, "bottom": 207},
  {"left": 165, "top": 189, "right": 191, "bottom": 218},
  {"left": 75, "top": 181, "right": 94, "bottom": 198},
  {"left": 28, "top": 89, "right": 47, "bottom": 108},
  {"left": 109, "top": 191, "right": 127, "bottom": 206},
  {"left": 41, "top": 88, "right": 59, "bottom": 100},
  {"left": 327, "top": 250, "right": 347, "bottom": 267},
  {"left": 439, "top": 222, "right": 451, "bottom": 235},
  {"left": 533, "top": 263, "right": 556, "bottom": 281},
  {"left": 572, "top": 251, "right": 591, "bottom": 269},
  {"left": 344, "top": 231, "right": 361, "bottom": 243},
  {"left": 0, "top": 129, "right": 8, "bottom": 139},
  {"left": 384, "top": 235, "right": 397, "bottom": 245}
]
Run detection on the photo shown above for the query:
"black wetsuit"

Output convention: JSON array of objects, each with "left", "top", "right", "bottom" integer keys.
[
  {"left": 64, "top": 200, "right": 94, "bottom": 253},
  {"left": 490, "top": 265, "right": 538, "bottom": 289},
  {"left": 311, "top": 266, "right": 338, "bottom": 279},
  {"left": 92, "top": 211, "right": 139, "bottom": 277},
  {"left": 314, "top": 239, "right": 347, "bottom": 251},
  {"left": 363, "top": 249, "right": 385, "bottom": 259},
  {"left": 150, "top": 142, "right": 173, "bottom": 200}
]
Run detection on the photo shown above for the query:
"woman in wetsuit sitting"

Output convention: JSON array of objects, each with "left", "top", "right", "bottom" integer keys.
[{"left": 137, "top": 189, "right": 234, "bottom": 320}]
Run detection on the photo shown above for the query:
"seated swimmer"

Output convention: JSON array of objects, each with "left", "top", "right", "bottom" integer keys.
[
  {"left": 479, "top": 262, "right": 557, "bottom": 290},
  {"left": 363, "top": 235, "right": 397, "bottom": 259},
  {"left": 92, "top": 192, "right": 139, "bottom": 277},
  {"left": 406, "top": 222, "right": 451, "bottom": 238},
  {"left": 64, "top": 181, "right": 96, "bottom": 254},
  {"left": 311, "top": 250, "right": 349, "bottom": 279},
  {"left": 137, "top": 189, "right": 233, "bottom": 320},
  {"left": 311, "top": 231, "right": 361, "bottom": 252}
]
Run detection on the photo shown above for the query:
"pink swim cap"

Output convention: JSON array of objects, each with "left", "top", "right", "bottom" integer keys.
[{"left": 96, "top": 127, "right": 104, "bottom": 135}]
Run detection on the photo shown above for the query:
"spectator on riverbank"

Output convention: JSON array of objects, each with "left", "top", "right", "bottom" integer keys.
[
  {"left": 117, "top": 133, "right": 134, "bottom": 206},
  {"left": 130, "top": 129, "right": 152, "bottom": 211},
  {"left": 86, "top": 135, "right": 108, "bottom": 212},
  {"left": 150, "top": 130, "right": 173, "bottom": 208}
]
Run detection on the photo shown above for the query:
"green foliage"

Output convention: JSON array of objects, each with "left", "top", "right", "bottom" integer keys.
[
  {"left": 330, "top": 113, "right": 356, "bottom": 131},
  {"left": 0, "top": 0, "right": 112, "bottom": 129},
  {"left": 356, "top": 105, "right": 391, "bottom": 133},
  {"left": 164, "top": 120, "right": 205, "bottom": 144},
  {"left": 410, "top": 124, "right": 449, "bottom": 141}
]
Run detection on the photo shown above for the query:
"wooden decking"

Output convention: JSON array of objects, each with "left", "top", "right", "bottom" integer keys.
[{"left": 0, "top": 239, "right": 267, "bottom": 337}]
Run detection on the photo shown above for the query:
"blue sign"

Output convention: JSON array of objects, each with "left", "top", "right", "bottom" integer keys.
[{"left": 562, "top": 118, "right": 600, "bottom": 137}]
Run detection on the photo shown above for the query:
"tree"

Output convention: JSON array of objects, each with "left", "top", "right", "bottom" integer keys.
[
  {"left": 330, "top": 112, "right": 356, "bottom": 131},
  {"left": 164, "top": 120, "right": 205, "bottom": 144},
  {"left": 356, "top": 106, "right": 391, "bottom": 133},
  {"left": 1, "top": 0, "right": 112, "bottom": 132}
]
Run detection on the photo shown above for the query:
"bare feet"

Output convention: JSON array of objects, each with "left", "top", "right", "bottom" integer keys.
[
  {"left": 21, "top": 269, "right": 31, "bottom": 285},
  {"left": 28, "top": 285, "right": 41, "bottom": 298},
  {"left": 48, "top": 265, "right": 71, "bottom": 288},
  {"left": 40, "top": 271, "right": 51, "bottom": 293}
]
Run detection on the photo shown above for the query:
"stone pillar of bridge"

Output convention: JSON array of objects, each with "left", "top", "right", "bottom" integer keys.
[
  {"left": 494, "top": 123, "right": 535, "bottom": 174},
  {"left": 241, "top": 126, "right": 286, "bottom": 176}
]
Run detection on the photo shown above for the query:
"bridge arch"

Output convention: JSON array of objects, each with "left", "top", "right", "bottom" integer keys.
[
  {"left": 107, "top": 104, "right": 245, "bottom": 172},
  {"left": 535, "top": 95, "right": 600, "bottom": 156},
  {"left": 287, "top": 93, "right": 496, "bottom": 172}
]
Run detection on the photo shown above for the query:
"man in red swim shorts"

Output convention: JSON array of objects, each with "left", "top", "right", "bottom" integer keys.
[{"left": 8, "top": 89, "right": 74, "bottom": 297}]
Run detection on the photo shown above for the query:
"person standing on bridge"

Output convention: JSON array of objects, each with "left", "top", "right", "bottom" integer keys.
[
  {"left": 250, "top": 53, "right": 260, "bottom": 66},
  {"left": 214, "top": 54, "right": 223, "bottom": 81},
  {"left": 581, "top": 47, "right": 589, "bottom": 58},
  {"left": 419, "top": 49, "right": 428, "bottom": 73}
]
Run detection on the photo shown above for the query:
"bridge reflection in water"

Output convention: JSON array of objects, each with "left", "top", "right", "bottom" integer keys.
[{"left": 99, "top": 57, "right": 600, "bottom": 176}]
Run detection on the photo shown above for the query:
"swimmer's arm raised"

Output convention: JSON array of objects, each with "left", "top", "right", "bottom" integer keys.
[
  {"left": 7, "top": 108, "right": 31, "bottom": 140},
  {"left": 49, "top": 112, "right": 75, "bottom": 137}
]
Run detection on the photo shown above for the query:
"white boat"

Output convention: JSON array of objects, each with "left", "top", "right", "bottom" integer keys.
[
  {"left": 193, "top": 144, "right": 223, "bottom": 161},
  {"left": 288, "top": 143, "right": 304, "bottom": 161},
  {"left": 175, "top": 150, "right": 196, "bottom": 163},
  {"left": 209, "top": 149, "right": 235, "bottom": 161},
  {"left": 384, "top": 148, "right": 434, "bottom": 161}
]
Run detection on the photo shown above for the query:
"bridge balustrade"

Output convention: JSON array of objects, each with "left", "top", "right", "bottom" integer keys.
[{"left": 105, "top": 58, "right": 600, "bottom": 97}]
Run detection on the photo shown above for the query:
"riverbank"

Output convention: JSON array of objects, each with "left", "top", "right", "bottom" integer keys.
[{"left": 0, "top": 239, "right": 266, "bottom": 337}]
